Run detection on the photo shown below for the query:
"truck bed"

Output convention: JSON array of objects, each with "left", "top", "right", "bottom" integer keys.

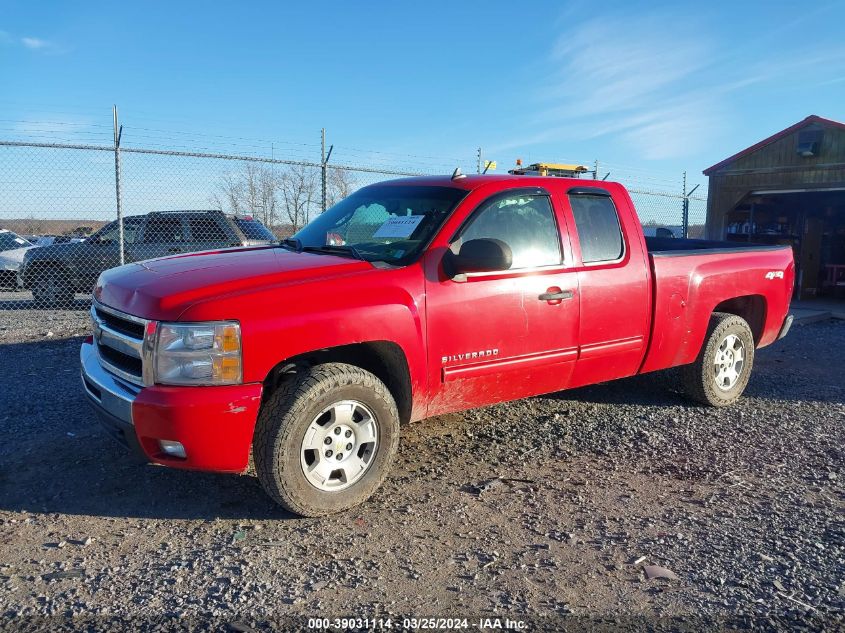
[{"left": 639, "top": 237, "right": 794, "bottom": 375}]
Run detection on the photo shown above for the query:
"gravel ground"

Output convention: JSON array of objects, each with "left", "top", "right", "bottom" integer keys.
[
  {"left": 0, "top": 292, "right": 90, "bottom": 342},
  {"left": 0, "top": 311, "right": 842, "bottom": 631}
]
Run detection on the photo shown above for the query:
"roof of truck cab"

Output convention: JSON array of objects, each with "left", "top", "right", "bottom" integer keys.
[{"left": 376, "top": 174, "right": 618, "bottom": 191}]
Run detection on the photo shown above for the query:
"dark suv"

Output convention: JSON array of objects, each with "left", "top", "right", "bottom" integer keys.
[{"left": 20, "top": 210, "right": 275, "bottom": 307}]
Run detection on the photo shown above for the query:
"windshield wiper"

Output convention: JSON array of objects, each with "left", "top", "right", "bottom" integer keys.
[
  {"left": 302, "top": 244, "right": 365, "bottom": 261},
  {"left": 278, "top": 237, "right": 303, "bottom": 252}
]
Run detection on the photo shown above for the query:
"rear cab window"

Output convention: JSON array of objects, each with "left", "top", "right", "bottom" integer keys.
[
  {"left": 188, "top": 216, "right": 230, "bottom": 242},
  {"left": 567, "top": 191, "right": 625, "bottom": 264},
  {"left": 142, "top": 216, "right": 187, "bottom": 243}
]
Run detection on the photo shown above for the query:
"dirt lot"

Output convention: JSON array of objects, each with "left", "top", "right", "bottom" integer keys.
[{"left": 0, "top": 313, "right": 842, "bottom": 631}]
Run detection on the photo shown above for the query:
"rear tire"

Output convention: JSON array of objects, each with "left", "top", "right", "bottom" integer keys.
[
  {"left": 253, "top": 363, "right": 400, "bottom": 517},
  {"left": 681, "top": 312, "right": 755, "bottom": 407}
]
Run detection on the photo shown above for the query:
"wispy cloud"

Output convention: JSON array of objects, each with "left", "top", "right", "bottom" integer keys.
[
  {"left": 489, "top": 7, "right": 845, "bottom": 162},
  {"left": 0, "top": 30, "right": 65, "bottom": 53},
  {"left": 546, "top": 17, "right": 709, "bottom": 117},
  {"left": 489, "top": 13, "right": 719, "bottom": 160},
  {"left": 21, "top": 36, "right": 50, "bottom": 50}
]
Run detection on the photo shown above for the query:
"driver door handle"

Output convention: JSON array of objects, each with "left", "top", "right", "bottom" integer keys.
[{"left": 539, "top": 289, "right": 574, "bottom": 301}]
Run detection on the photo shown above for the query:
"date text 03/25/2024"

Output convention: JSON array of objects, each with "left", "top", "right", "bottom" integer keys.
[{"left": 307, "top": 617, "right": 528, "bottom": 630}]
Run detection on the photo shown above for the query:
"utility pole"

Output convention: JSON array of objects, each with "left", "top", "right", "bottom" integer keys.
[
  {"left": 319, "top": 129, "right": 334, "bottom": 213},
  {"left": 113, "top": 105, "right": 125, "bottom": 265},
  {"left": 477, "top": 147, "right": 482, "bottom": 175},
  {"left": 593, "top": 159, "right": 599, "bottom": 180},
  {"left": 321, "top": 128, "right": 327, "bottom": 213}
]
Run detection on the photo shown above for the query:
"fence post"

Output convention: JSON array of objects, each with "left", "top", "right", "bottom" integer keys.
[
  {"left": 112, "top": 105, "right": 125, "bottom": 265},
  {"left": 321, "top": 128, "right": 327, "bottom": 213},
  {"left": 682, "top": 170, "right": 689, "bottom": 239}
]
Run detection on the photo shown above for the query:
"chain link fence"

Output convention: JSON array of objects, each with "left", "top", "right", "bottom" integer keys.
[
  {"left": 0, "top": 122, "right": 706, "bottom": 314},
  {"left": 628, "top": 188, "right": 708, "bottom": 239}
]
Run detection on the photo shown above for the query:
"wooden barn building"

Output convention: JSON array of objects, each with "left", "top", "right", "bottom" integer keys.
[{"left": 704, "top": 115, "right": 845, "bottom": 299}]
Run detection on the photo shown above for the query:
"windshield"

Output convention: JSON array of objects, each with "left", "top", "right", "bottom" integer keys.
[
  {"left": 234, "top": 217, "right": 275, "bottom": 241},
  {"left": 293, "top": 185, "right": 467, "bottom": 265},
  {"left": 0, "top": 231, "right": 32, "bottom": 252}
]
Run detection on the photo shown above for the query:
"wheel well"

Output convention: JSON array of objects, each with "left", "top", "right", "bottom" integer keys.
[
  {"left": 263, "top": 341, "right": 414, "bottom": 425},
  {"left": 713, "top": 295, "right": 767, "bottom": 343}
]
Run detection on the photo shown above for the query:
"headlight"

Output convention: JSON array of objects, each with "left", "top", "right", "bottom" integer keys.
[{"left": 153, "top": 321, "right": 242, "bottom": 385}]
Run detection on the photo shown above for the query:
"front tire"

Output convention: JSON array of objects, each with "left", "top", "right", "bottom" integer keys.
[
  {"left": 253, "top": 363, "right": 400, "bottom": 517},
  {"left": 681, "top": 312, "right": 755, "bottom": 407},
  {"left": 32, "top": 269, "right": 74, "bottom": 308}
]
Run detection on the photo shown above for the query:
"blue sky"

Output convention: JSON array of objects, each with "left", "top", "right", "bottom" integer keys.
[{"left": 1, "top": 0, "right": 844, "bottom": 186}]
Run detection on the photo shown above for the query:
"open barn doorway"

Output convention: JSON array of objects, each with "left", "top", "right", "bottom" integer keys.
[{"left": 723, "top": 188, "right": 845, "bottom": 300}]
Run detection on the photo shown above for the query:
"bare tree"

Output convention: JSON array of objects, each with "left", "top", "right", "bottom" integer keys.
[
  {"left": 326, "top": 167, "right": 357, "bottom": 208},
  {"left": 211, "top": 162, "right": 353, "bottom": 232},
  {"left": 210, "top": 163, "right": 280, "bottom": 227},
  {"left": 255, "top": 166, "right": 280, "bottom": 226},
  {"left": 279, "top": 164, "right": 319, "bottom": 232}
]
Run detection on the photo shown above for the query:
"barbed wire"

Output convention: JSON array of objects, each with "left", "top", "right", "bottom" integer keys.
[{"left": 0, "top": 113, "right": 705, "bottom": 187}]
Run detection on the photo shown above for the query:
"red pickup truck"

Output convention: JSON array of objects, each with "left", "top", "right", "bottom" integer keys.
[{"left": 81, "top": 174, "right": 794, "bottom": 516}]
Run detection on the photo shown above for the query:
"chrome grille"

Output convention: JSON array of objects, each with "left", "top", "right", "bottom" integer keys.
[
  {"left": 94, "top": 305, "right": 145, "bottom": 339},
  {"left": 90, "top": 300, "right": 150, "bottom": 386}
]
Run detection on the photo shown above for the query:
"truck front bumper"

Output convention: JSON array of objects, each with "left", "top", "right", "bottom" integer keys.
[{"left": 81, "top": 339, "right": 263, "bottom": 473}]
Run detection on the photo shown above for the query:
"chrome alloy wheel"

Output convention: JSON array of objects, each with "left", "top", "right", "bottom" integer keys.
[
  {"left": 714, "top": 333, "right": 745, "bottom": 391},
  {"left": 300, "top": 400, "right": 379, "bottom": 491}
]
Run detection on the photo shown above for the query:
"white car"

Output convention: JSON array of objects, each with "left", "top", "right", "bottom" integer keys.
[
  {"left": 0, "top": 229, "right": 35, "bottom": 288},
  {"left": 23, "top": 234, "right": 84, "bottom": 246},
  {"left": 23, "top": 235, "right": 56, "bottom": 247}
]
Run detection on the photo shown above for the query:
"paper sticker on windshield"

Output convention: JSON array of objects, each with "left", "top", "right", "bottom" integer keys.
[{"left": 373, "top": 215, "right": 423, "bottom": 238}]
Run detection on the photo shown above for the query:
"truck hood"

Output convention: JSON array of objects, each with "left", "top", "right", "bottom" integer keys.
[{"left": 95, "top": 246, "right": 372, "bottom": 320}]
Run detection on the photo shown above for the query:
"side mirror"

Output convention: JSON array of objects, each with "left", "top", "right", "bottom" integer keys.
[{"left": 446, "top": 238, "right": 512, "bottom": 276}]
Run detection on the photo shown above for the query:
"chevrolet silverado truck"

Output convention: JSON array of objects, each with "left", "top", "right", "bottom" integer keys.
[{"left": 81, "top": 174, "right": 794, "bottom": 516}]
